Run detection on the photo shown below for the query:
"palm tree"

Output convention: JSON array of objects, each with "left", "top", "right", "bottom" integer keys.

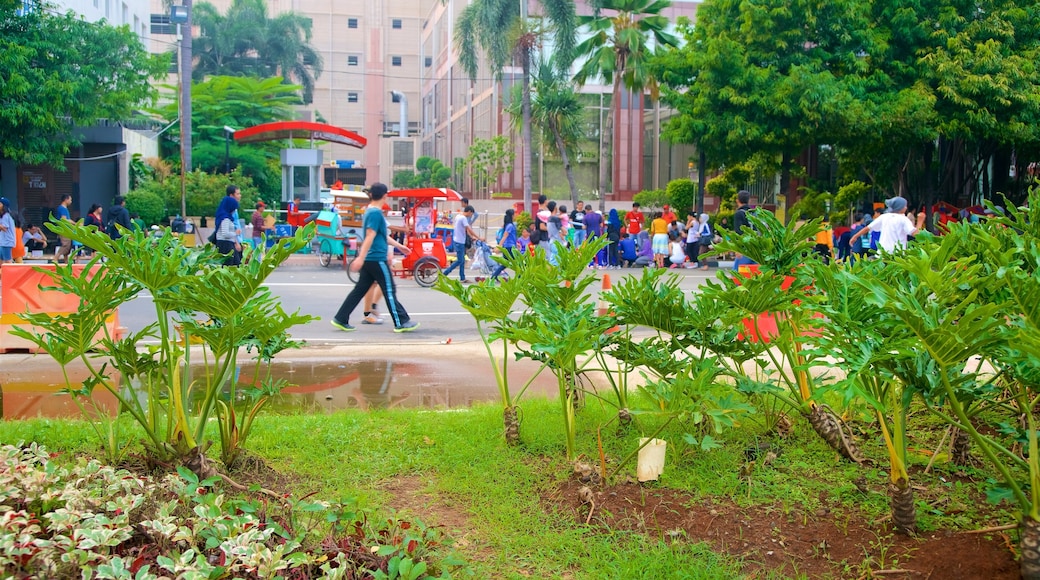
[
  {"left": 505, "top": 58, "right": 584, "bottom": 206},
  {"left": 454, "top": 0, "right": 576, "bottom": 213},
  {"left": 574, "top": 0, "right": 678, "bottom": 212},
  {"left": 193, "top": 0, "right": 323, "bottom": 104}
]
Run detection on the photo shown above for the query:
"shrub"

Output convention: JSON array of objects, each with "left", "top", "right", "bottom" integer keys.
[
  {"left": 633, "top": 188, "right": 668, "bottom": 210},
  {"left": 125, "top": 189, "right": 166, "bottom": 227},
  {"left": 666, "top": 178, "right": 698, "bottom": 214}
]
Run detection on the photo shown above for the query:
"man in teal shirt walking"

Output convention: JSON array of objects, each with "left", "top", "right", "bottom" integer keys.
[{"left": 331, "top": 183, "right": 419, "bottom": 333}]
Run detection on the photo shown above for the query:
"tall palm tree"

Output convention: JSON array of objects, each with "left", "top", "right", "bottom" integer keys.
[
  {"left": 505, "top": 58, "right": 584, "bottom": 206},
  {"left": 574, "top": 0, "right": 678, "bottom": 212},
  {"left": 193, "top": 0, "right": 323, "bottom": 104},
  {"left": 454, "top": 0, "right": 576, "bottom": 213}
]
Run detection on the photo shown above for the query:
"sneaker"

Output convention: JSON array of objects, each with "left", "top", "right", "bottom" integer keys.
[
  {"left": 394, "top": 321, "right": 421, "bottom": 333},
  {"left": 362, "top": 314, "right": 383, "bottom": 325},
  {"left": 330, "top": 319, "right": 356, "bottom": 332}
]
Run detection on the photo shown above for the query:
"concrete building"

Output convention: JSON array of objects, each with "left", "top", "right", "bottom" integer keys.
[
  {"left": 420, "top": 0, "right": 702, "bottom": 202},
  {"left": 1, "top": 0, "right": 158, "bottom": 229},
  {"left": 151, "top": 0, "right": 433, "bottom": 187}
]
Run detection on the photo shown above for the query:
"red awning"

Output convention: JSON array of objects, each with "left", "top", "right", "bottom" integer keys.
[
  {"left": 387, "top": 188, "right": 465, "bottom": 202},
  {"left": 232, "top": 121, "right": 367, "bottom": 148}
]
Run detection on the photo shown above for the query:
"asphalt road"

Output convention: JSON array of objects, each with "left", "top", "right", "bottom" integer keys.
[{"left": 118, "top": 257, "right": 723, "bottom": 345}]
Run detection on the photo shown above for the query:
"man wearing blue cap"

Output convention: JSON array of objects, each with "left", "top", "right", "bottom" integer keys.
[{"left": 849, "top": 196, "right": 926, "bottom": 254}]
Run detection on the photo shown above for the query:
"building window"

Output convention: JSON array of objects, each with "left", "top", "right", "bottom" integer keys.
[
  {"left": 424, "top": 56, "right": 432, "bottom": 68},
  {"left": 347, "top": 55, "right": 358, "bottom": 66},
  {"left": 347, "top": 93, "right": 359, "bottom": 103},
  {"left": 150, "top": 14, "right": 174, "bottom": 35},
  {"left": 391, "top": 56, "right": 402, "bottom": 67},
  {"left": 391, "top": 92, "right": 401, "bottom": 103},
  {"left": 392, "top": 19, "right": 402, "bottom": 29},
  {"left": 347, "top": 18, "right": 357, "bottom": 28}
]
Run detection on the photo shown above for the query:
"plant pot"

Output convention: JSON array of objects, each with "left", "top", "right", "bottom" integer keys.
[{"left": 637, "top": 437, "right": 667, "bottom": 482}]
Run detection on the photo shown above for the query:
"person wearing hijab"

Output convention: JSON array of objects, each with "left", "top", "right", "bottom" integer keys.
[
  {"left": 634, "top": 230, "right": 653, "bottom": 267},
  {"left": 693, "top": 213, "right": 712, "bottom": 269},
  {"left": 492, "top": 209, "right": 517, "bottom": 280},
  {"left": 214, "top": 185, "right": 243, "bottom": 266},
  {"left": 605, "top": 208, "right": 622, "bottom": 269}
]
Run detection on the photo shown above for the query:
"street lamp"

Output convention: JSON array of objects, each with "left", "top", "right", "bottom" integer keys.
[
  {"left": 223, "top": 126, "right": 235, "bottom": 174},
  {"left": 170, "top": 2, "right": 192, "bottom": 217}
]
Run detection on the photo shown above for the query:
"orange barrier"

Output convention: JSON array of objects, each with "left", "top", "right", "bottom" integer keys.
[
  {"left": 734, "top": 264, "right": 822, "bottom": 343},
  {"left": 0, "top": 263, "right": 122, "bottom": 353}
]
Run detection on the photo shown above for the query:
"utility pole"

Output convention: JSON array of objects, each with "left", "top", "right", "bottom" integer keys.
[{"left": 172, "top": 1, "right": 193, "bottom": 218}]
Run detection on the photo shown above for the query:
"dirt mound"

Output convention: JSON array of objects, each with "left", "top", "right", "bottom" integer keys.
[{"left": 553, "top": 480, "right": 1018, "bottom": 579}]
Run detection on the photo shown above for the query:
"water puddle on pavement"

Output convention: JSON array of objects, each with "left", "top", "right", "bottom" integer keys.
[{"left": 0, "top": 358, "right": 561, "bottom": 419}]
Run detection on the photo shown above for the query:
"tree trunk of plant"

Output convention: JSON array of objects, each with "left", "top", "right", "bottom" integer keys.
[
  {"left": 1022, "top": 517, "right": 1040, "bottom": 580},
  {"left": 951, "top": 425, "right": 972, "bottom": 465},
  {"left": 889, "top": 477, "right": 917, "bottom": 535},
  {"left": 616, "top": 407, "right": 632, "bottom": 435},
  {"left": 504, "top": 405, "right": 520, "bottom": 446},
  {"left": 807, "top": 405, "right": 865, "bottom": 463},
  {"left": 552, "top": 124, "right": 579, "bottom": 207},
  {"left": 521, "top": 46, "right": 534, "bottom": 213}
]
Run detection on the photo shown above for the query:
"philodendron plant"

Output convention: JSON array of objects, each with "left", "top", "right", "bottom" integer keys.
[
  {"left": 863, "top": 195, "right": 1040, "bottom": 579},
  {"left": 494, "top": 238, "right": 613, "bottom": 460},
  {"left": 434, "top": 272, "right": 532, "bottom": 445},
  {"left": 708, "top": 211, "right": 865, "bottom": 462},
  {"left": 13, "top": 222, "right": 316, "bottom": 470}
]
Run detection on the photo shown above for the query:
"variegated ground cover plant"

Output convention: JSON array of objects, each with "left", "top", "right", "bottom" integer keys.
[{"left": 0, "top": 444, "right": 466, "bottom": 579}]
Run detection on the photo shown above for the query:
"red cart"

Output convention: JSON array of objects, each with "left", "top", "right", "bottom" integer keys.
[{"left": 345, "top": 187, "right": 463, "bottom": 288}]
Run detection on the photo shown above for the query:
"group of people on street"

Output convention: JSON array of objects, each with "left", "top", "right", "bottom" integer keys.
[{"left": 0, "top": 194, "right": 139, "bottom": 265}]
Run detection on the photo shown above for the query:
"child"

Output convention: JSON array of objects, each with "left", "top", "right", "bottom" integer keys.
[
  {"left": 619, "top": 232, "right": 637, "bottom": 267},
  {"left": 518, "top": 226, "right": 532, "bottom": 254}
]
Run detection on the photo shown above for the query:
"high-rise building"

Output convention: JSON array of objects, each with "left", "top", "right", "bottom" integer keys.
[
  {"left": 420, "top": 0, "right": 701, "bottom": 202},
  {"left": 150, "top": 0, "right": 433, "bottom": 186}
]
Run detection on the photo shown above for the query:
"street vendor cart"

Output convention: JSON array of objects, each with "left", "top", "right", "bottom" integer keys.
[{"left": 342, "top": 187, "right": 463, "bottom": 288}]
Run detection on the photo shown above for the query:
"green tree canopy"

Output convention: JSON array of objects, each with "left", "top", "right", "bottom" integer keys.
[
  {"left": 657, "top": 0, "right": 1040, "bottom": 206},
  {"left": 0, "top": 1, "right": 165, "bottom": 165},
  {"left": 194, "top": 0, "right": 323, "bottom": 103},
  {"left": 152, "top": 75, "right": 301, "bottom": 200}
]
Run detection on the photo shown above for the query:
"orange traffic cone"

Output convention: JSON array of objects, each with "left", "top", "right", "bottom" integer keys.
[{"left": 597, "top": 274, "right": 620, "bottom": 334}]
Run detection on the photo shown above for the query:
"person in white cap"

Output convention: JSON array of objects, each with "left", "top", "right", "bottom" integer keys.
[{"left": 849, "top": 196, "right": 926, "bottom": 254}]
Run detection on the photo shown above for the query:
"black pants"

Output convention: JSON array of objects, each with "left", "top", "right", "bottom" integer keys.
[
  {"left": 25, "top": 240, "right": 45, "bottom": 252},
  {"left": 216, "top": 239, "right": 242, "bottom": 266},
  {"left": 334, "top": 260, "right": 411, "bottom": 327},
  {"left": 686, "top": 239, "right": 700, "bottom": 263}
]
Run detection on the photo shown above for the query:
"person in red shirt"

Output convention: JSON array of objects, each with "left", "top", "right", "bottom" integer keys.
[
  {"left": 661, "top": 204, "right": 677, "bottom": 224},
  {"left": 625, "top": 202, "right": 644, "bottom": 235}
]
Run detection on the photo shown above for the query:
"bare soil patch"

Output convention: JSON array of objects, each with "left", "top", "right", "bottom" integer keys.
[
  {"left": 381, "top": 475, "right": 495, "bottom": 565},
  {"left": 551, "top": 479, "right": 1018, "bottom": 579}
]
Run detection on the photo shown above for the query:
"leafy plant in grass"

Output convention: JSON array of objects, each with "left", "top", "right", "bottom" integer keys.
[
  {"left": 809, "top": 258, "right": 931, "bottom": 534},
  {"left": 433, "top": 273, "right": 530, "bottom": 445},
  {"left": 863, "top": 196, "right": 1040, "bottom": 577},
  {"left": 12, "top": 222, "right": 316, "bottom": 470},
  {"left": 600, "top": 269, "right": 755, "bottom": 477},
  {"left": 495, "top": 238, "right": 613, "bottom": 460},
  {"left": 708, "top": 211, "right": 865, "bottom": 461}
]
